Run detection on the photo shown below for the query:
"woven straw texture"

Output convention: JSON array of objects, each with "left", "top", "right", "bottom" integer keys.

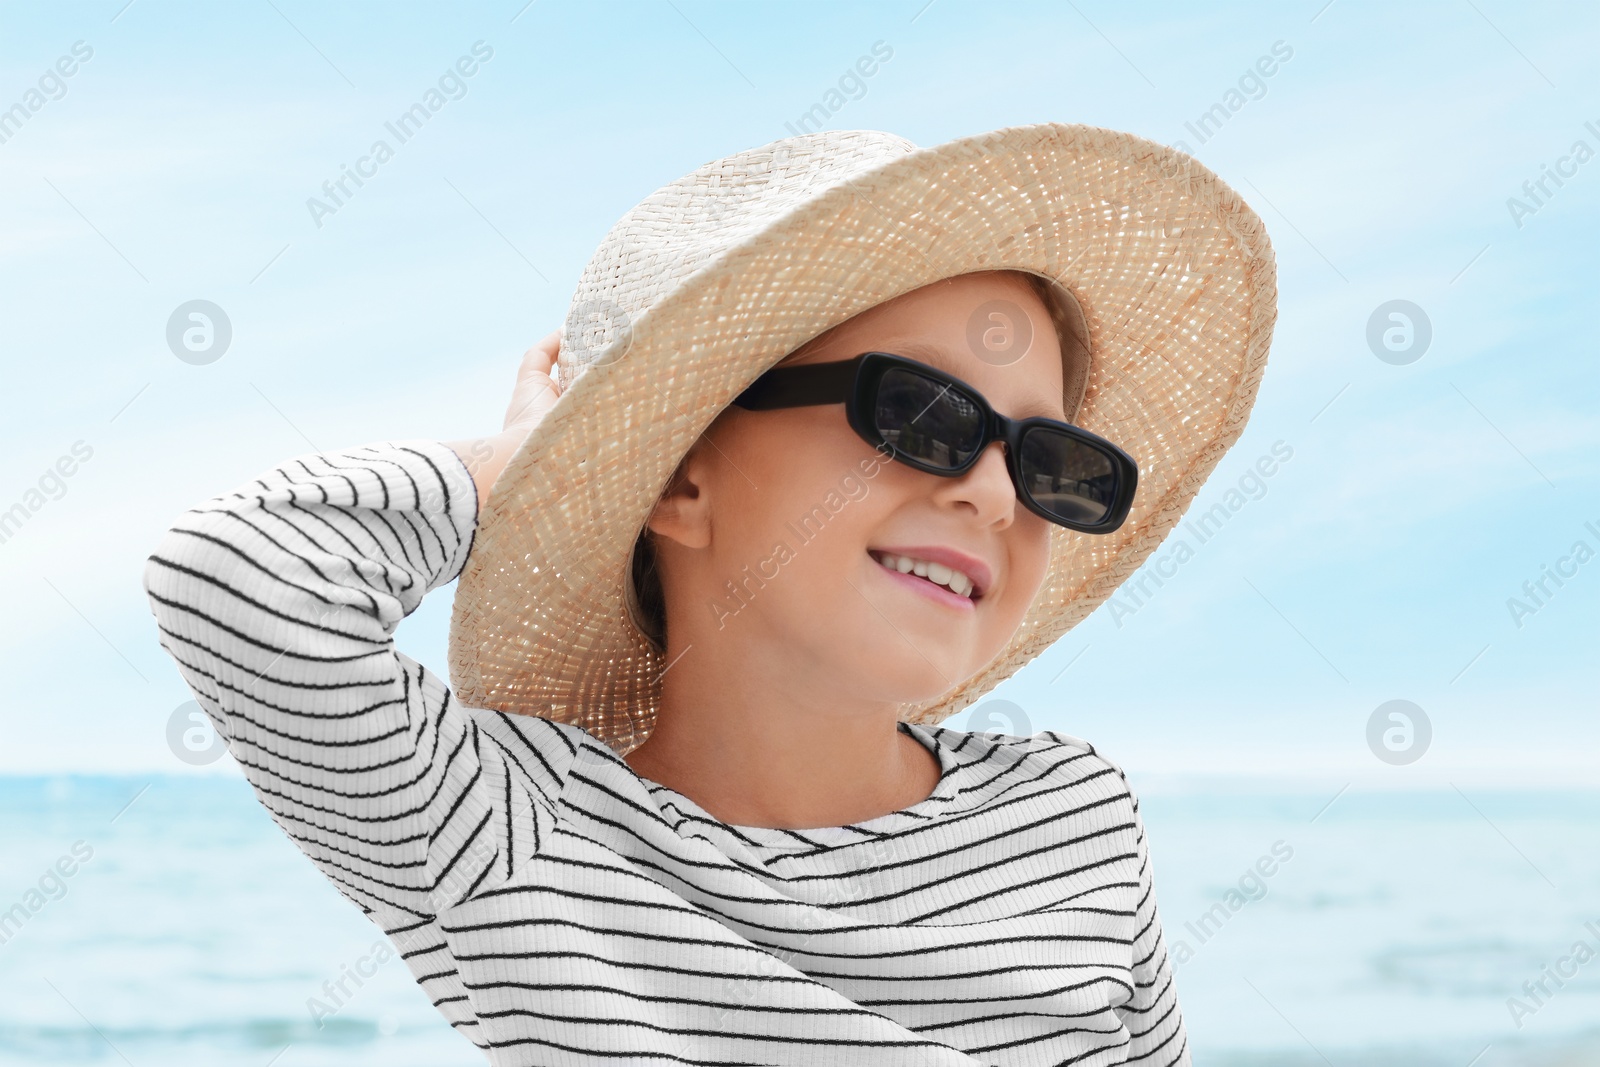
[{"left": 447, "top": 121, "right": 1277, "bottom": 756}]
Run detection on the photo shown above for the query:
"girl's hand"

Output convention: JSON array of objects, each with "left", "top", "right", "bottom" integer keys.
[
  {"left": 445, "top": 329, "right": 564, "bottom": 515},
  {"left": 499, "top": 328, "right": 564, "bottom": 437}
]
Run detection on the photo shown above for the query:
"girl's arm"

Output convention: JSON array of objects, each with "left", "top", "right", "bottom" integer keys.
[
  {"left": 141, "top": 334, "right": 569, "bottom": 922},
  {"left": 143, "top": 440, "right": 512, "bottom": 919}
]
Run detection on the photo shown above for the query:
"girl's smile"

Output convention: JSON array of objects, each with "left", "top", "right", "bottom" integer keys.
[{"left": 868, "top": 546, "right": 991, "bottom": 609}]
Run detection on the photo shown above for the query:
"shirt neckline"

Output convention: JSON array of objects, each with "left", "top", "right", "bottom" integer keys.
[{"left": 636, "top": 721, "right": 962, "bottom": 847}]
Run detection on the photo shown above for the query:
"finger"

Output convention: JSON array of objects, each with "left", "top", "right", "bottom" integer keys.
[
  {"left": 523, "top": 329, "right": 561, "bottom": 370},
  {"left": 509, "top": 363, "right": 560, "bottom": 411},
  {"left": 511, "top": 328, "right": 556, "bottom": 374},
  {"left": 502, "top": 330, "right": 566, "bottom": 432},
  {"left": 503, "top": 384, "right": 558, "bottom": 434},
  {"left": 515, "top": 329, "right": 566, "bottom": 388}
]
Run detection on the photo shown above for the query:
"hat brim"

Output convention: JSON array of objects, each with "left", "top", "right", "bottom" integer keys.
[{"left": 447, "top": 121, "right": 1277, "bottom": 754}]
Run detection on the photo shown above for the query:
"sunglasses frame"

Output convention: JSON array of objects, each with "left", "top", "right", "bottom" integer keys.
[{"left": 730, "top": 351, "right": 1139, "bottom": 534}]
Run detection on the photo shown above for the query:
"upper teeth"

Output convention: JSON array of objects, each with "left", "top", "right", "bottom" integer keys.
[{"left": 872, "top": 552, "right": 977, "bottom": 598}]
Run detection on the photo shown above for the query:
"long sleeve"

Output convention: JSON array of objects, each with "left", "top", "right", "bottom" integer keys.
[
  {"left": 141, "top": 440, "right": 565, "bottom": 923},
  {"left": 1117, "top": 787, "right": 1190, "bottom": 1065}
]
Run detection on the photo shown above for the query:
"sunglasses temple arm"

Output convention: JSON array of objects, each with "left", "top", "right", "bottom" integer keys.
[{"left": 729, "top": 356, "right": 863, "bottom": 410}]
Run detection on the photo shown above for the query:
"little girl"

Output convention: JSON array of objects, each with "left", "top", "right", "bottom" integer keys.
[{"left": 143, "top": 123, "right": 1275, "bottom": 1065}]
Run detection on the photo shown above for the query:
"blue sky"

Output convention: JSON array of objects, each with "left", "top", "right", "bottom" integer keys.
[{"left": 1, "top": 0, "right": 1595, "bottom": 784}]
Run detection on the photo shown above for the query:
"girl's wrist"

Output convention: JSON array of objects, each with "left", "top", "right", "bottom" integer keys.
[{"left": 445, "top": 427, "right": 531, "bottom": 515}]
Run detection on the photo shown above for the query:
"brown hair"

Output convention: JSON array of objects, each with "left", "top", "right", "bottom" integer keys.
[{"left": 623, "top": 270, "right": 1086, "bottom": 655}]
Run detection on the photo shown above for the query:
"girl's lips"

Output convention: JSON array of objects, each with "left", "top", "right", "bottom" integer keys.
[
  {"left": 868, "top": 553, "right": 977, "bottom": 612},
  {"left": 870, "top": 544, "right": 992, "bottom": 597}
]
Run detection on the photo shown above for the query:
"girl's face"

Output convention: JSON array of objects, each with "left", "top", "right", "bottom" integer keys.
[{"left": 646, "top": 270, "right": 1066, "bottom": 708}]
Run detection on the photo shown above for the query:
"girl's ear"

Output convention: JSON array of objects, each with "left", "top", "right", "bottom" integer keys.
[{"left": 645, "top": 441, "right": 713, "bottom": 550}]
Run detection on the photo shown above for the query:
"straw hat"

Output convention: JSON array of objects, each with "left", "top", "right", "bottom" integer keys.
[{"left": 446, "top": 121, "right": 1277, "bottom": 755}]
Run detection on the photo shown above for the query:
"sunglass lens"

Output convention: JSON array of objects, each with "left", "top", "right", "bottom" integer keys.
[
  {"left": 873, "top": 367, "right": 984, "bottom": 468},
  {"left": 1018, "top": 427, "right": 1120, "bottom": 527}
]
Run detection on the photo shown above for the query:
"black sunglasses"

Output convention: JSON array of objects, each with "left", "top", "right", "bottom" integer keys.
[{"left": 730, "top": 351, "right": 1138, "bottom": 534}]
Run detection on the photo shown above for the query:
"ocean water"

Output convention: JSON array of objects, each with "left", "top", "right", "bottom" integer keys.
[{"left": 2, "top": 773, "right": 1597, "bottom": 1066}]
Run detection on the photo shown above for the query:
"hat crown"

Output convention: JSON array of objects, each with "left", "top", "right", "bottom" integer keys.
[{"left": 557, "top": 129, "right": 919, "bottom": 385}]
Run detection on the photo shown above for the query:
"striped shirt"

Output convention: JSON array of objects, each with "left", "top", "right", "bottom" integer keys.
[{"left": 141, "top": 438, "right": 1189, "bottom": 1066}]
